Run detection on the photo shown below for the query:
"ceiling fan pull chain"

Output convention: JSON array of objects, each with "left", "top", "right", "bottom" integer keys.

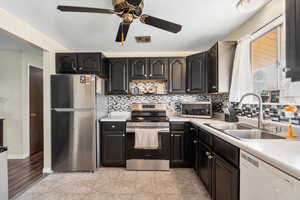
[{"left": 121, "top": 24, "right": 125, "bottom": 47}]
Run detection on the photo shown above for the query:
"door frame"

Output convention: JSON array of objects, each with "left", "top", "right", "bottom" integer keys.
[{"left": 27, "top": 65, "right": 44, "bottom": 157}]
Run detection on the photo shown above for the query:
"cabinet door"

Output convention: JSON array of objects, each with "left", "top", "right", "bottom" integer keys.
[
  {"left": 102, "top": 131, "right": 126, "bottom": 167},
  {"left": 207, "top": 44, "right": 218, "bottom": 93},
  {"left": 212, "top": 154, "right": 239, "bottom": 200},
  {"left": 170, "top": 131, "right": 184, "bottom": 167},
  {"left": 129, "top": 58, "right": 148, "bottom": 80},
  {"left": 198, "top": 141, "right": 213, "bottom": 196},
  {"left": 107, "top": 58, "right": 129, "bottom": 94},
  {"left": 149, "top": 58, "right": 168, "bottom": 80},
  {"left": 168, "top": 58, "right": 186, "bottom": 94},
  {"left": 187, "top": 53, "right": 207, "bottom": 93},
  {"left": 56, "top": 53, "right": 78, "bottom": 73},
  {"left": 77, "top": 53, "right": 101, "bottom": 73}
]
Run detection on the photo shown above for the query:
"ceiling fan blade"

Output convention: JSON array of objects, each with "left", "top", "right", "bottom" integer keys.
[
  {"left": 116, "top": 23, "right": 131, "bottom": 42},
  {"left": 126, "top": 0, "right": 143, "bottom": 6},
  {"left": 57, "top": 6, "right": 115, "bottom": 14},
  {"left": 140, "top": 14, "right": 182, "bottom": 33}
]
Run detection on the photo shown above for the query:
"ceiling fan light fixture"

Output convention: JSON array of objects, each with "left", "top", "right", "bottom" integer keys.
[{"left": 237, "top": 0, "right": 270, "bottom": 13}]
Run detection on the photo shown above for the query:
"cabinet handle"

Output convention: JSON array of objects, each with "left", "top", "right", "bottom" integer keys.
[
  {"left": 187, "top": 89, "right": 190, "bottom": 92},
  {"left": 212, "top": 86, "right": 217, "bottom": 89},
  {"left": 190, "top": 127, "right": 195, "bottom": 131},
  {"left": 112, "top": 125, "right": 116, "bottom": 128},
  {"left": 193, "top": 140, "right": 198, "bottom": 144},
  {"left": 79, "top": 67, "right": 83, "bottom": 70},
  {"left": 205, "top": 152, "right": 211, "bottom": 156},
  {"left": 208, "top": 155, "right": 214, "bottom": 160},
  {"left": 71, "top": 61, "right": 77, "bottom": 71},
  {"left": 122, "top": 134, "right": 125, "bottom": 137},
  {"left": 149, "top": 74, "right": 152, "bottom": 77},
  {"left": 144, "top": 74, "right": 147, "bottom": 77}
]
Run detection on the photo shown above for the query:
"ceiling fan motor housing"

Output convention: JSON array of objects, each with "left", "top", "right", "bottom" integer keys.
[{"left": 113, "top": 0, "right": 144, "bottom": 20}]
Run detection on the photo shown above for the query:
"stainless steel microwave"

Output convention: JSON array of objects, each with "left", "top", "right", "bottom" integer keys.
[{"left": 181, "top": 102, "right": 213, "bottom": 118}]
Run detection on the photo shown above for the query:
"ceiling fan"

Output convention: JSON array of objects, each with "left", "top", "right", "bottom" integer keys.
[{"left": 57, "top": 0, "right": 182, "bottom": 44}]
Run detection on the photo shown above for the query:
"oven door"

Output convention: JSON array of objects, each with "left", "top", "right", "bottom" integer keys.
[
  {"left": 126, "top": 132, "right": 170, "bottom": 160},
  {"left": 126, "top": 131, "right": 170, "bottom": 171}
]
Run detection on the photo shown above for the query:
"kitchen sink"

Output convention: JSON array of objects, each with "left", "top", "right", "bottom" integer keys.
[
  {"left": 205, "top": 123, "right": 286, "bottom": 140},
  {"left": 224, "top": 130, "right": 286, "bottom": 140}
]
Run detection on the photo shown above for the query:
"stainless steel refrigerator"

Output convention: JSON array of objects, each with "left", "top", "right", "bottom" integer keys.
[{"left": 51, "top": 74, "right": 101, "bottom": 172}]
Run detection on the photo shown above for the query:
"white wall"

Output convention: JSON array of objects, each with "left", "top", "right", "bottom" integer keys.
[
  {"left": 0, "top": 51, "right": 23, "bottom": 157},
  {"left": 0, "top": 45, "right": 43, "bottom": 158}
]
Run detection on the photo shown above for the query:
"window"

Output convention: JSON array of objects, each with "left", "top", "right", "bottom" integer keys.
[{"left": 251, "top": 25, "right": 282, "bottom": 103}]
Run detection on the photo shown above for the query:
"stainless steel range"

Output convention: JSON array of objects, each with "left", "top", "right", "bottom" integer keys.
[{"left": 126, "top": 104, "right": 170, "bottom": 171}]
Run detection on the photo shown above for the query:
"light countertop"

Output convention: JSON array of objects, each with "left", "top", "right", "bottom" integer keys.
[{"left": 100, "top": 117, "right": 129, "bottom": 122}]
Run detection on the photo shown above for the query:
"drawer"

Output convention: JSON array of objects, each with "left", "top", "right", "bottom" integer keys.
[
  {"left": 102, "top": 122, "right": 126, "bottom": 132},
  {"left": 213, "top": 136, "right": 239, "bottom": 167},
  {"left": 198, "top": 128, "right": 213, "bottom": 146},
  {"left": 170, "top": 122, "right": 185, "bottom": 131}
]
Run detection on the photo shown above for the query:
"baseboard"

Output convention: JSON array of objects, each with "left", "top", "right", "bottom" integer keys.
[
  {"left": 8, "top": 153, "right": 29, "bottom": 159},
  {"left": 42, "top": 167, "right": 53, "bottom": 174}
]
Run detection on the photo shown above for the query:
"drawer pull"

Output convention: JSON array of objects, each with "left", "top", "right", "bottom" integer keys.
[{"left": 208, "top": 155, "right": 214, "bottom": 160}]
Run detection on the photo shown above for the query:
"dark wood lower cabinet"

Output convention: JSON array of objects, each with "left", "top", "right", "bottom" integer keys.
[
  {"left": 212, "top": 154, "right": 239, "bottom": 200},
  {"left": 170, "top": 122, "right": 193, "bottom": 168},
  {"left": 101, "top": 131, "right": 126, "bottom": 167},
  {"left": 198, "top": 141, "right": 213, "bottom": 196}
]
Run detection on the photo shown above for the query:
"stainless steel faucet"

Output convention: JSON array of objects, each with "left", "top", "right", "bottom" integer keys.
[{"left": 237, "top": 93, "right": 264, "bottom": 129}]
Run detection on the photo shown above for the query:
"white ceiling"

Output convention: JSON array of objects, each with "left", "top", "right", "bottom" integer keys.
[{"left": 0, "top": 0, "right": 260, "bottom": 52}]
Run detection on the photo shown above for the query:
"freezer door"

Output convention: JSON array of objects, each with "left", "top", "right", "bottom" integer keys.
[
  {"left": 51, "top": 109, "right": 96, "bottom": 171},
  {"left": 51, "top": 75, "right": 96, "bottom": 109}
]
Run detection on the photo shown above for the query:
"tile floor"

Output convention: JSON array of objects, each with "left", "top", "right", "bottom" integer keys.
[{"left": 15, "top": 168, "right": 211, "bottom": 200}]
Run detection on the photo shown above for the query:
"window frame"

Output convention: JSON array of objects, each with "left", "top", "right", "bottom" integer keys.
[{"left": 250, "top": 16, "right": 284, "bottom": 94}]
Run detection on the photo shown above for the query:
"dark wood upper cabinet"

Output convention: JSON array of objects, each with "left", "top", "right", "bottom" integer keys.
[
  {"left": 207, "top": 44, "right": 219, "bottom": 93},
  {"left": 129, "top": 57, "right": 148, "bottom": 80},
  {"left": 56, "top": 53, "right": 78, "bottom": 73},
  {"left": 212, "top": 154, "right": 239, "bottom": 200},
  {"left": 107, "top": 58, "right": 129, "bottom": 95},
  {"left": 77, "top": 53, "right": 101, "bottom": 73},
  {"left": 187, "top": 53, "right": 207, "bottom": 94},
  {"left": 286, "top": 0, "right": 300, "bottom": 81},
  {"left": 207, "top": 41, "right": 236, "bottom": 93},
  {"left": 56, "top": 53, "right": 107, "bottom": 78},
  {"left": 149, "top": 58, "right": 168, "bottom": 80},
  {"left": 129, "top": 57, "right": 168, "bottom": 80},
  {"left": 168, "top": 58, "right": 186, "bottom": 94}
]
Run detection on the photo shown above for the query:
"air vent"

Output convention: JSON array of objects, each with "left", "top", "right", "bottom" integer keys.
[{"left": 135, "top": 36, "right": 151, "bottom": 43}]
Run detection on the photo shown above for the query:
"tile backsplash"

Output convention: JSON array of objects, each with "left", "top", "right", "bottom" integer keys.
[
  {"left": 108, "top": 93, "right": 228, "bottom": 113},
  {"left": 231, "top": 103, "right": 300, "bottom": 125}
]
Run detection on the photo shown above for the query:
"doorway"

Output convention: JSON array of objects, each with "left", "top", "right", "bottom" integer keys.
[{"left": 29, "top": 66, "right": 44, "bottom": 155}]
